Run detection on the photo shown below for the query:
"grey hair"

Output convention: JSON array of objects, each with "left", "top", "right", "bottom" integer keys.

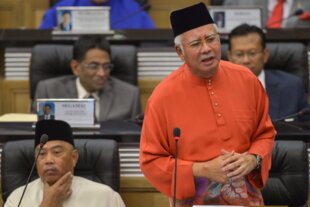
[
  {"left": 174, "top": 34, "right": 184, "bottom": 52},
  {"left": 173, "top": 23, "right": 219, "bottom": 52}
]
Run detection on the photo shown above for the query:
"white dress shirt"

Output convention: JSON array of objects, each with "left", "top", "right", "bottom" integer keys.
[
  {"left": 76, "top": 78, "right": 100, "bottom": 121},
  {"left": 257, "top": 69, "right": 266, "bottom": 89},
  {"left": 5, "top": 176, "right": 125, "bottom": 207},
  {"left": 268, "top": 0, "right": 293, "bottom": 20}
]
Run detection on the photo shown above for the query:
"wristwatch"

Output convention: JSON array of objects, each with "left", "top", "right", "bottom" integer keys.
[{"left": 255, "top": 154, "right": 262, "bottom": 169}]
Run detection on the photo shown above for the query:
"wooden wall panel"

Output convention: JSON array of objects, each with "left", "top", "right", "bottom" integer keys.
[
  {"left": 120, "top": 177, "right": 169, "bottom": 207},
  {"left": 138, "top": 79, "right": 161, "bottom": 111},
  {"left": 0, "top": 0, "right": 22, "bottom": 28},
  {"left": 30, "top": 0, "right": 50, "bottom": 28},
  {"left": 149, "top": 0, "right": 210, "bottom": 28},
  {"left": 0, "top": 0, "right": 48, "bottom": 28},
  {"left": 2, "top": 80, "right": 31, "bottom": 114}
]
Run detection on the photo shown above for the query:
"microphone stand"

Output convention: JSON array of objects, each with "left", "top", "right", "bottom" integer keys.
[
  {"left": 173, "top": 128, "right": 180, "bottom": 207},
  {"left": 173, "top": 137, "right": 178, "bottom": 207},
  {"left": 273, "top": 108, "right": 310, "bottom": 123},
  {"left": 17, "top": 135, "right": 48, "bottom": 207}
]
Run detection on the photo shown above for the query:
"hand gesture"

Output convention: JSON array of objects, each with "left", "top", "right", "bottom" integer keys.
[
  {"left": 39, "top": 172, "right": 73, "bottom": 207},
  {"left": 221, "top": 149, "right": 257, "bottom": 182},
  {"left": 193, "top": 151, "right": 235, "bottom": 183}
]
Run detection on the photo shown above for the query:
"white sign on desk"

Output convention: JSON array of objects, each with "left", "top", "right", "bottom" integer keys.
[
  {"left": 53, "top": 6, "right": 114, "bottom": 35},
  {"left": 209, "top": 6, "right": 262, "bottom": 34},
  {"left": 36, "top": 99, "right": 96, "bottom": 127}
]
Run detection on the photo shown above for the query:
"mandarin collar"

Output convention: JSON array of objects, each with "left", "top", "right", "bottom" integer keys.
[{"left": 182, "top": 62, "right": 221, "bottom": 85}]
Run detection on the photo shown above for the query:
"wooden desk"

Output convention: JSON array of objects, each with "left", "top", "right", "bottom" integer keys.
[{"left": 0, "top": 120, "right": 141, "bottom": 143}]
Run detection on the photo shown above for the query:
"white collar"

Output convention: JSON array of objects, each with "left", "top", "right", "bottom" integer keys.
[
  {"left": 76, "top": 78, "right": 99, "bottom": 99},
  {"left": 257, "top": 70, "right": 266, "bottom": 89}
]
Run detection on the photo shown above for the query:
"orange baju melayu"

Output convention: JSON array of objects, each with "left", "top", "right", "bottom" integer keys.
[{"left": 139, "top": 60, "right": 276, "bottom": 206}]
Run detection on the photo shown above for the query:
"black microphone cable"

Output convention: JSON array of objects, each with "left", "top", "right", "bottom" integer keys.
[{"left": 17, "top": 134, "right": 48, "bottom": 207}]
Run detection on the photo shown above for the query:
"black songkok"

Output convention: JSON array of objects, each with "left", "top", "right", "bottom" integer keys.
[
  {"left": 35, "top": 120, "right": 74, "bottom": 148},
  {"left": 170, "top": 2, "right": 214, "bottom": 37}
]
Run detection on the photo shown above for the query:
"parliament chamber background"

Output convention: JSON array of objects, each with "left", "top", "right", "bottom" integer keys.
[{"left": 1, "top": 0, "right": 310, "bottom": 206}]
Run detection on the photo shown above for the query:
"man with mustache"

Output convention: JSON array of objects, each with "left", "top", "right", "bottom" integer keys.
[
  {"left": 227, "top": 24, "right": 309, "bottom": 120},
  {"left": 33, "top": 35, "right": 141, "bottom": 122},
  {"left": 5, "top": 119, "right": 125, "bottom": 207},
  {"left": 139, "top": 2, "right": 275, "bottom": 206}
]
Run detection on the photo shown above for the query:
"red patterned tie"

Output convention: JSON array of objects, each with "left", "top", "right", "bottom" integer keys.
[{"left": 267, "top": 0, "right": 285, "bottom": 28}]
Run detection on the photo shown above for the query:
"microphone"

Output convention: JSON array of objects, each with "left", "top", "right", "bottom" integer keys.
[
  {"left": 267, "top": 9, "right": 304, "bottom": 28},
  {"left": 173, "top": 127, "right": 180, "bottom": 207},
  {"left": 299, "top": 11, "right": 310, "bottom": 20},
  {"left": 17, "top": 134, "right": 48, "bottom": 207},
  {"left": 111, "top": 3, "right": 151, "bottom": 26},
  {"left": 273, "top": 108, "right": 310, "bottom": 123}
]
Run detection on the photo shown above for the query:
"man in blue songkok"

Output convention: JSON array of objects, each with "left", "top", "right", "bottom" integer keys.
[{"left": 39, "top": 0, "right": 155, "bottom": 30}]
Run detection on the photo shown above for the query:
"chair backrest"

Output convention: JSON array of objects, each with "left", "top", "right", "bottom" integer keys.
[
  {"left": 29, "top": 44, "right": 138, "bottom": 100},
  {"left": 221, "top": 42, "right": 309, "bottom": 90},
  {"left": 1, "top": 139, "right": 120, "bottom": 202},
  {"left": 262, "top": 140, "right": 309, "bottom": 206}
]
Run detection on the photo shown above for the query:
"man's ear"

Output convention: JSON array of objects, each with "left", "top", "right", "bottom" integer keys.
[
  {"left": 70, "top": 60, "right": 80, "bottom": 76},
  {"left": 175, "top": 45, "right": 185, "bottom": 61},
  {"left": 72, "top": 149, "right": 79, "bottom": 168},
  {"left": 263, "top": 48, "right": 270, "bottom": 64}
]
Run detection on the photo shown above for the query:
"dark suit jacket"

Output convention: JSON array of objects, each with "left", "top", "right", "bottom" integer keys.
[
  {"left": 38, "top": 114, "right": 55, "bottom": 121},
  {"left": 34, "top": 75, "right": 141, "bottom": 121},
  {"left": 59, "top": 22, "right": 72, "bottom": 31},
  {"left": 265, "top": 70, "right": 309, "bottom": 120}
]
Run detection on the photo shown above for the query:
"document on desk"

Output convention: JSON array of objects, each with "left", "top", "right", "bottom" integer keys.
[{"left": 0, "top": 113, "right": 37, "bottom": 122}]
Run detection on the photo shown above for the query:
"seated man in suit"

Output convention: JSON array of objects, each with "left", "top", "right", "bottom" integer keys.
[
  {"left": 227, "top": 24, "right": 309, "bottom": 120},
  {"left": 5, "top": 119, "right": 125, "bottom": 207},
  {"left": 39, "top": 0, "right": 155, "bottom": 30},
  {"left": 34, "top": 35, "right": 141, "bottom": 122}
]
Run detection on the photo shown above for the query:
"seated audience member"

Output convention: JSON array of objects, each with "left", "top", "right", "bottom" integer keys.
[
  {"left": 227, "top": 24, "right": 309, "bottom": 120},
  {"left": 34, "top": 36, "right": 141, "bottom": 122},
  {"left": 39, "top": 0, "right": 155, "bottom": 29},
  {"left": 223, "top": 0, "right": 310, "bottom": 28},
  {"left": 4, "top": 119, "right": 125, "bottom": 207}
]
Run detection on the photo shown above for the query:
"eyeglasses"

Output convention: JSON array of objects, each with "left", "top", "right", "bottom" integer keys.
[
  {"left": 82, "top": 62, "right": 114, "bottom": 72},
  {"left": 185, "top": 33, "right": 220, "bottom": 50},
  {"left": 231, "top": 50, "right": 263, "bottom": 59}
]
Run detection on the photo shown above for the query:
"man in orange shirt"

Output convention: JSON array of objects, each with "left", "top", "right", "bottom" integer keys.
[{"left": 139, "top": 2, "right": 275, "bottom": 206}]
